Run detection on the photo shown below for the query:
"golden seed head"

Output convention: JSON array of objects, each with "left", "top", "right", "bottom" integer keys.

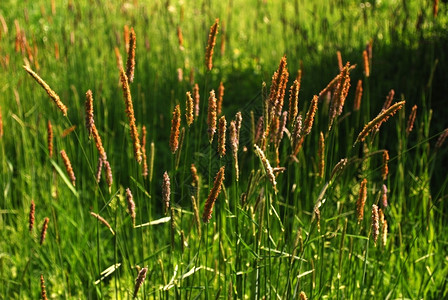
[
  {"left": 170, "top": 105, "right": 181, "bottom": 154},
  {"left": 371, "top": 204, "right": 379, "bottom": 245},
  {"left": 29, "top": 200, "right": 35, "bottom": 232},
  {"left": 126, "top": 27, "right": 136, "bottom": 83},
  {"left": 85, "top": 89, "right": 94, "bottom": 136},
  {"left": 207, "top": 90, "right": 217, "bottom": 143},
  {"left": 217, "top": 81, "right": 225, "bottom": 116},
  {"left": 303, "top": 95, "right": 318, "bottom": 136},
  {"left": 141, "top": 126, "right": 148, "bottom": 177},
  {"left": 47, "top": 120, "right": 53, "bottom": 158},
  {"left": 406, "top": 105, "right": 417, "bottom": 135},
  {"left": 362, "top": 49, "right": 370, "bottom": 77},
  {"left": 205, "top": 19, "right": 219, "bottom": 71},
  {"left": 353, "top": 79, "right": 363, "bottom": 111},
  {"left": 356, "top": 179, "right": 367, "bottom": 223},
  {"left": 162, "top": 171, "right": 171, "bottom": 214},
  {"left": 193, "top": 83, "right": 200, "bottom": 117},
  {"left": 126, "top": 188, "right": 136, "bottom": 226},
  {"left": 40, "top": 217, "right": 49, "bottom": 245},
  {"left": 218, "top": 116, "right": 227, "bottom": 157},
  {"left": 60, "top": 150, "right": 76, "bottom": 186},
  {"left": 23, "top": 65, "right": 68, "bottom": 116},
  {"left": 382, "top": 150, "right": 389, "bottom": 181},
  {"left": 185, "top": 91, "right": 194, "bottom": 126},
  {"left": 133, "top": 267, "right": 148, "bottom": 298},
  {"left": 318, "top": 132, "right": 325, "bottom": 178},
  {"left": 202, "top": 166, "right": 225, "bottom": 223}
]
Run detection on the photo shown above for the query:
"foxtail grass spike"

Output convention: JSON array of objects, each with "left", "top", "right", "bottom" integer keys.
[
  {"left": 90, "top": 211, "right": 115, "bottom": 235},
  {"left": 191, "top": 195, "right": 201, "bottom": 236},
  {"left": 406, "top": 105, "right": 417, "bottom": 135},
  {"left": 119, "top": 67, "right": 142, "bottom": 163},
  {"left": 254, "top": 144, "right": 277, "bottom": 192},
  {"left": 288, "top": 79, "right": 300, "bottom": 128},
  {"left": 299, "top": 291, "right": 308, "bottom": 300},
  {"left": 354, "top": 100, "right": 405, "bottom": 145},
  {"left": 47, "top": 120, "right": 53, "bottom": 158},
  {"left": 217, "top": 81, "right": 224, "bottom": 116},
  {"left": 40, "top": 217, "right": 49, "bottom": 245},
  {"left": 133, "top": 267, "right": 148, "bottom": 298},
  {"left": 381, "top": 219, "right": 388, "bottom": 247},
  {"left": 303, "top": 95, "right": 318, "bottom": 136},
  {"left": 29, "top": 200, "right": 35, "bottom": 232},
  {"left": 382, "top": 150, "right": 389, "bottom": 181},
  {"left": 202, "top": 166, "right": 225, "bottom": 223},
  {"left": 177, "top": 26, "right": 184, "bottom": 48},
  {"left": 141, "top": 126, "right": 148, "bottom": 177},
  {"left": 126, "top": 188, "right": 136, "bottom": 227},
  {"left": 205, "top": 19, "right": 219, "bottom": 71},
  {"left": 85, "top": 90, "right": 94, "bottom": 136},
  {"left": 193, "top": 83, "right": 200, "bottom": 118},
  {"left": 318, "top": 132, "right": 325, "bottom": 178},
  {"left": 185, "top": 91, "right": 194, "bottom": 126},
  {"left": 114, "top": 47, "right": 123, "bottom": 69},
  {"left": 337, "top": 50, "right": 343, "bottom": 71},
  {"left": 218, "top": 116, "right": 227, "bottom": 157},
  {"left": 353, "top": 79, "right": 363, "bottom": 111},
  {"left": 207, "top": 90, "right": 217, "bottom": 143},
  {"left": 229, "top": 121, "right": 239, "bottom": 181},
  {"left": 126, "top": 27, "right": 136, "bottom": 83},
  {"left": 371, "top": 204, "right": 379, "bottom": 245},
  {"left": 162, "top": 171, "right": 171, "bottom": 215},
  {"left": 382, "top": 89, "right": 395, "bottom": 111},
  {"left": 381, "top": 184, "right": 388, "bottom": 208},
  {"left": 170, "top": 105, "right": 181, "bottom": 154},
  {"left": 23, "top": 65, "right": 68, "bottom": 116},
  {"left": 149, "top": 142, "right": 155, "bottom": 183},
  {"left": 60, "top": 150, "right": 76, "bottom": 186},
  {"left": 356, "top": 179, "right": 367, "bottom": 223},
  {"left": 104, "top": 160, "right": 113, "bottom": 192},
  {"left": 40, "top": 274, "right": 48, "bottom": 300},
  {"left": 91, "top": 124, "right": 107, "bottom": 163},
  {"left": 435, "top": 128, "right": 448, "bottom": 149},
  {"left": 95, "top": 158, "right": 103, "bottom": 183},
  {"left": 363, "top": 50, "right": 370, "bottom": 77}
]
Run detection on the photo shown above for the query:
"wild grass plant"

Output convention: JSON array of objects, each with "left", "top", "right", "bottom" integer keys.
[{"left": 0, "top": 0, "right": 447, "bottom": 299}]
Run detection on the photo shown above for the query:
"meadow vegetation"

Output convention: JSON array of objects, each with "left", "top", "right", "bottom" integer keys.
[{"left": 0, "top": 0, "right": 447, "bottom": 299}]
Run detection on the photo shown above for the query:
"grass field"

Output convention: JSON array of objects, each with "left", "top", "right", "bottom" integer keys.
[{"left": 1, "top": 0, "right": 448, "bottom": 299}]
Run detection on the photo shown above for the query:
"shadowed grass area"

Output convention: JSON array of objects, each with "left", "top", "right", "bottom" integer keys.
[{"left": 0, "top": 0, "right": 447, "bottom": 298}]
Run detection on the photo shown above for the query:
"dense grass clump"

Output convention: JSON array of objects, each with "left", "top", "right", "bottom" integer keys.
[{"left": 0, "top": 0, "right": 447, "bottom": 299}]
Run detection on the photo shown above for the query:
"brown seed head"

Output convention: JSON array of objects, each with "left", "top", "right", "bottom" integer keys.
[
  {"left": 95, "top": 158, "right": 103, "bottom": 183},
  {"left": 371, "top": 204, "right": 379, "bottom": 244},
  {"left": 177, "top": 25, "right": 184, "bottom": 48},
  {"left": 406, "top": 105, "right": 417, "bottom": 135},
  {"left": 120, "top": 67, "right": 142, "bottom": 163},
  {"left": 382, "top": 89, "right": 395, "bottom": 111},
  {"left": 205, "top": 19, "right": 219, "bottom": 71},
  {"left": 141, "top": 126, "right": 148, "bottom": 177},
  {"left": 126, "top": 27, "right": 136, "bottom": 83},
  {"left": 133, "top": 267, "right": 148, "bottom": 298},
  {"left": 90, "top": 211, "right": 115, "bottom": 235},
  {"left": 299, "top": 291, "right": 308, "bottom": 300},
  {"left": 114, "top": 47, "right": 123, "bottom": 69},
  {"left": 40, "top": 217, "right": 49, "bottom": 245},
  {"left": 269, "top": 55, "right": 288, "bottom": 115},
  {"left": 353, "top": 79, "right": 363, "bottom": 111},
  {"left": 434, "top": 0, "right": 439, "bottom": 18},
  {"left": 318, "top": 132, "right": 325, "bottom": 178},
  {"left": 29, "top": 200, "right": 35, "bottom": 232},
  {"left": 435, "top": 128, "right": 448, "bottom": 149},
  {"left": 47, "top": 120, "right": 53, "bottom": 158},
  {"left": 23, "top": 65, "right": 68, "bottom": 116},
  {"left": 254, "top": 144, "right": 277, "bottom": 192},
  {"left": 202, "top": 166, "right": 225, "bottom": 223},
  {"left": 217, "top": 81, "right": 225, "bottom": 116},
  {"left": 218, "top": 116, "right": 227, "bottom": 157},
  {"left": 354, "top": 101, "right": 405, "bottom": 145},
  {"left": 126, "top": 188, "right": 136, "bottom": 226},
  {"left": 381, "top": 184, "right": 388, "bottom": 208},
  {"left": 185, "top": 91, "right": 194, "bottom": 126},
  {"left": 207, "top": 90, "right": 217, "bottom": 143},
  {"left": 302, "top": 95, "right": 318, "bottom": 136},
  {"left": 193, "top": 83, "right": 200, "bottom": 117},
  {"left": 356, "top": 179, "right": 367, "bottom": 223},
  {"left": 170, "top": 105, "right": 181, "bottom": 154},
  {"left": 60, "top": 150, "right": 76, "bottom": 186},
  {"left": 229, "top": 121, "right": 239, "bottom": 181},
  {"left": 362, "top": 50, "right": 370, "bottom": 77},
  {"left": 382, "top": 150, "right": 389, "bottom": 181},
  {"left": 104, "top": 160, "right": 113, "bottom": 192},
  {"left": 40, "top": 274, "right": 48, "bottom": 300},
  {"left": 91, "top": 124, "right": 107, "bottom": 162},
  {"left": 191, "top": 195, "right": 201, "bottom": 236},
  {"left": 162, "top": 171, "right": 171, "bottom": 214},
  {"left": 85, "top": 90, "right": 94, "bottom": 136},
  {"left": 288, "top": 79, "right": 300, "bottom": 128}
]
